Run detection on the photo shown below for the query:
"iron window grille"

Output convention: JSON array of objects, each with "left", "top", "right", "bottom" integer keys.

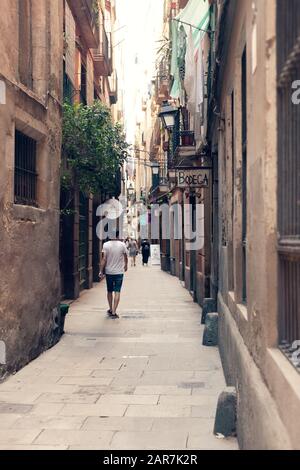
[
  {"left": 277, "top": 0, "right": 300, "bottom": 370},
  {"left": 14, "top": 130, "right": 38, "bottom": 207}
]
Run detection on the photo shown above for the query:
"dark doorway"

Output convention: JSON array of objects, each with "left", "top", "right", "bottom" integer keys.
[
  {"left": 190, "top": 194, "right": 197, "bottom": 300},
  {"left": 79, "top": 193, "right": 88, "bottom": 291}
]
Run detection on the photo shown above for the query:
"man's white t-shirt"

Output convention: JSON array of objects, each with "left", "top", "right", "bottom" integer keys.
[{"left": 102, "top": 240, "right": 128, "bottom": 275}]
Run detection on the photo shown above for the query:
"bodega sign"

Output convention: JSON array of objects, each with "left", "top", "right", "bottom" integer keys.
[{"left": 177, "top": 169, "right": 210, "bottom": 188}]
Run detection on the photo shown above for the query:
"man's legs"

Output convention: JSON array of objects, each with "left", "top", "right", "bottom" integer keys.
[
  {"left": 111, "top": 275, "right": 124, "bottom": 317},
  {"left": 107, "top": 292, "right": 113, "bottom": 313},
  {"left": 112, "top": 292, "right": 121, "bottom": 315},
  {"left": 106, "top": 275, "right": 114, "bottom": 314}
]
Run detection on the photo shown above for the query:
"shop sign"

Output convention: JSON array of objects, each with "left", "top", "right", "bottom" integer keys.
[{"left": 176, "top": 169, "right": 210, "bottom": 188}]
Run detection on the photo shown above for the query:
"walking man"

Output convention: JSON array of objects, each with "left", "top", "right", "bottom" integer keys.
[{"left": 99, "top": 231, "right": 128, "bottom": 319}]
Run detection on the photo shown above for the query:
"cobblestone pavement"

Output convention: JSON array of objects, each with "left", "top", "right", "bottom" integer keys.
[{"left": 0, "top": 259, "right": 238, "bottom": 450}]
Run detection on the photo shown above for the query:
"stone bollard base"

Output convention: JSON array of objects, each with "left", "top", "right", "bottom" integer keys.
[
  {"left": 213, "top": 387, "right": 237, "bottom": 437},
  {"left": 201, "top": 298, "right": 216, "bottom": 324},
  {"left": 202, "top": 312, "right": 218, "bottom": 346}
]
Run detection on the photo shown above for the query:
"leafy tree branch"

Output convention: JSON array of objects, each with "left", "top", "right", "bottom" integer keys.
[{"left": 62, "top": 101, "right": 128, "bottom": 198}]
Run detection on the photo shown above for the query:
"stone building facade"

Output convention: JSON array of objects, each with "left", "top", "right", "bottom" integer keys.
[
  {"left": 141, "top": 0, "right": 300, "bottom": 449},
  {"left": 0, "top": 0, "right": 63, "bottom": 377},
  {"left": 60, "top": 0, "right": 119, "bottom": 300},
  {"left": 209, "top": 0, "right": 300, "bottom": 449},
  {"left": 147, "top": 0, "right": 213, "bottom": 313}
]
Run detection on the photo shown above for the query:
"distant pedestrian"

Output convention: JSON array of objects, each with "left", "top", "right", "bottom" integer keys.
[
  {"left": 99, "top": 231, "right": 128, "bottom": 319},
  {"left": 141, "top": 239, "right": 151, "bottom": 266},
  {"left": 128, "top": 238, "right": 138, "bottom": 267}
]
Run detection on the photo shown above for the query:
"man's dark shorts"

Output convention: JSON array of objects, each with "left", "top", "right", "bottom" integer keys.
[{"left": 106, "top": 274, "right": 124, "bottom": 293}]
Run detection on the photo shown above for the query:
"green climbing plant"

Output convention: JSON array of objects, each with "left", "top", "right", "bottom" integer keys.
[{"left": 62, "top": 100, "right": 128, "bottom": 197}]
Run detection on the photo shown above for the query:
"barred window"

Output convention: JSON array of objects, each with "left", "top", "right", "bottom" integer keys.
[
  {"left": 277, "top": 0, "right": 300, "bottom": 368},
  {"left": 14, "top": 130, "right": 38, "bottom": 207}
]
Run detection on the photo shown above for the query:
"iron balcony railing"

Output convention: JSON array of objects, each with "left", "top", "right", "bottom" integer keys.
[
  {"left": 178, "top": 130, "right": 195, "bottom": 147},
  {"left": 172, "top": 130, "right": 196, "bottom": 158},
  {"left": 91, "top": 25, "right": 112, "bottom": 76}
]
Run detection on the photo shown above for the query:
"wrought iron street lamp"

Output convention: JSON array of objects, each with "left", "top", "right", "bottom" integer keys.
[
  {"left": 127, "top": 183, "right": 135, "bottom": 198},
  {"left": 158, "top": 101, "right": 178, "bottom": 130},
  {"left": 150, "top": 161, "right": 160, "bottom": 175},
  {"left": 150, "top": 161, "right": 160, "bottom": 190}
]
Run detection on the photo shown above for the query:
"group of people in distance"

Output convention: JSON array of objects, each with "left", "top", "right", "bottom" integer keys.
[{"left": 125, "top": 237, "right": 150, "bottom": 267}]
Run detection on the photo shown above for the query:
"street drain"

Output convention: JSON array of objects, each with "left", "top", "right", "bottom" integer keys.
[{"left": 179, "top": 382, "right": 206, "bottom": 389}]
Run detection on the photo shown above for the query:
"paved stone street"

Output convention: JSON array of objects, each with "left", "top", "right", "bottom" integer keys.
[{"left": 0, "top": 260, "right": 238, "bottom": 450}]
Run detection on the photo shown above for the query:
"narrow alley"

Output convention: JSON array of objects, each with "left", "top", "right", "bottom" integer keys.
[
  {"left": 0, "top": 259, "right": 237, "bottom": 450},
  {"left": 1, "top": 0, "right": 300, "bottom": 455}
]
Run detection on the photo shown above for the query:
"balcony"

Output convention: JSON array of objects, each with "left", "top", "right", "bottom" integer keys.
[
  {"left": 155, "top": 57, "right": 170, "bottom": 104},
  {"left": 173, "top": 131, "right": 196, "bottom": 167},
  {"left": 68, "top": 0, "right": 99, "bottom": 48},
  {"left": 178, "top": 130, "right": 195, "bottom": 147},
  {"left": 91, "top": 26, "right": 112, "bottom": 77},
  {"left": 109, "top": 70, "right": 118, "bottom": 104},
  {"left": 155, "top": 75, "right": 170, "bottom": 105}
]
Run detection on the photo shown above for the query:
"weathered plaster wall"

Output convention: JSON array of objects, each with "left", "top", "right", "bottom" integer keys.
[
  {"left": 218, "top": 293, "right": 292, "bottom": 450},
  {"left": 0, "top": 0, "right": 63, "bottom": 378},
  {"left": 216, "top": 0, "right": 300, "bottom": 449}
]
